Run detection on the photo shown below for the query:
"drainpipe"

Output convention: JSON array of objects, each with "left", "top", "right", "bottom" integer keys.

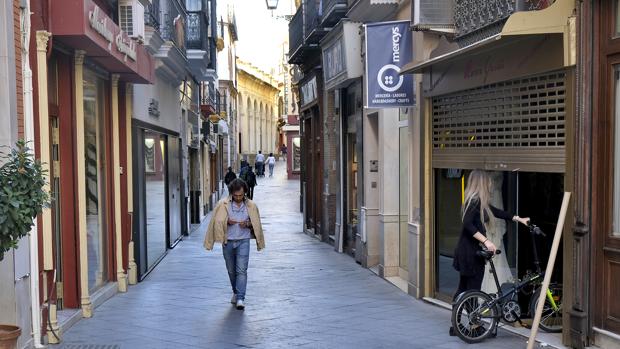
[{"left": 21, "top": 0, "right": 44, "bottom": 347}]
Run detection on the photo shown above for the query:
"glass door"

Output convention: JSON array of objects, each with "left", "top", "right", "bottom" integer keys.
[
  {"left": 83, "top": 68, "right": 108, "bottom": 293},
  {"left": 144, "top": 131, "right": 167, "bottom": 269}
]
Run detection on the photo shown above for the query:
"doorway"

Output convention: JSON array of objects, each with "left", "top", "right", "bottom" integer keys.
[{"left": 434, "top": 170, "right": 564, "bottom": 306}]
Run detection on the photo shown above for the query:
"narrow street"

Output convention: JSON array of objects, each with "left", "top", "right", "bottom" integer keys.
[{"left": 55, "top": 164, "right": 526, "bottom": 349}]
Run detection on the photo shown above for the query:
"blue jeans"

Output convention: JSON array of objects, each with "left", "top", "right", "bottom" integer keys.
[
  {"left": 269, "top": 163, "right": 274, "bottom": 177},
  {"left": 223, "top": 239, "right": 250, "bottom": 301}
]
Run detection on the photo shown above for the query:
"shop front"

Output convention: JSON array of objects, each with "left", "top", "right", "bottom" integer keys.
[
  {"left": 299, "top": 73, "right": 324, "bottom": 239},
  {"left": 320, "top": 20, "right": 363, "bottom": 255},
  {"left": 404, "top": 1, "right": 576, "bottom": 342},
  {"left": 31, "top": 0, "right": 154, "bottom": 340}
]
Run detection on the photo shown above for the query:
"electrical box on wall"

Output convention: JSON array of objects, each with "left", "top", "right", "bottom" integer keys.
[{"left": 370, "top": 160, "right": 378, "bottom": 172}]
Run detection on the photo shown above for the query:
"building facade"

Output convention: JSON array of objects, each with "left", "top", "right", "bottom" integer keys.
[
  {"left": 289, "top": 0, "right": 620, "bottom": 348},
  {"left": 217, "top": 2, "right": 239, "bottom": 175},
  {"left": 237, "top": 60, "right": 280, "bottom": 166}
]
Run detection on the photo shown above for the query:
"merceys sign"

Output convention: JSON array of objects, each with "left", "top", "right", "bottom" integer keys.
[{"left": 365, "top": 21, "right": 415, "bottom": 108}]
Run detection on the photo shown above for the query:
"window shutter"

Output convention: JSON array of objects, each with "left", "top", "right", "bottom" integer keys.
[{"left": 412, "top": 0, "right": 454, "bottom": 31}]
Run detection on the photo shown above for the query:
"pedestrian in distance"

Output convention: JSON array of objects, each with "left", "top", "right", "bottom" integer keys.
[
  {"left": 449, "top": 169, "right": 530, "bottom": 336},
  {"left": 280, "top": 144, "right": 287, "bottom": 161},
  {"left": 224, "top": 167, "right": 236, "bottom": 186},
  {"left": 267, "top": 153, "right": 276, "bottom": 177},
  {"left": 255, "top": 150, "right": 265, "bottom": 177},
  {"left": 243, "top": 166, "right": 257, "bottom": 200},
  {"left": 204, "top": 178, "right": 265, "bottom": 310}
]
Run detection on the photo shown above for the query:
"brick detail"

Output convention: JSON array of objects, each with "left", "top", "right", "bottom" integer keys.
[{"left": 13, "top": 0, "right": 24, "bottom": 139}]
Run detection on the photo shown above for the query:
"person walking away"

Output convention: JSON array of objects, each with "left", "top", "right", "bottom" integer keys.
[
  {"left": 245, "top": 166, "right": 257, "bottom": 199},
  {"left": 449, "top": 169, "right": 530, "bottom": 336},
  {"left": 204, "top": 179, "right": 265, "bottom": 310},
  {"left": 255, "top": 151, "right": 265, "bottom": 177},
  {"left": 267, "top": 153, "right": 276, "bottom": 177},
  {"left": 280, "top": 144, "right": 287, "bottom": 161},
  {"left": 224, "top": 167, "right": 236, "bottom": 186}
]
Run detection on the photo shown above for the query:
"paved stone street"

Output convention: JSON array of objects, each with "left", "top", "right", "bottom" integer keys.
[{"left": 60, "top": 164, "right": 528, "bottom": 349}]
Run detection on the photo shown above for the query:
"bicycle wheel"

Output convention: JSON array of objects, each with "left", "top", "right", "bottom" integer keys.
[
  {"left": 530, "top": 285, "right": 562, "bottom": 333},
  {"left": 451, "top": 291, "right": 499, "bottom": 343}
]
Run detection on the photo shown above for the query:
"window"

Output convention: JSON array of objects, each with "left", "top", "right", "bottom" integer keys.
[{"left": 613, "top": 67, "right": 620, "bottom": 235}]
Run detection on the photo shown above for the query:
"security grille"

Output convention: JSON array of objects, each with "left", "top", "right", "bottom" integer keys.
[{"left": 431, "top": 71, "right": 567, "bottom": 172}]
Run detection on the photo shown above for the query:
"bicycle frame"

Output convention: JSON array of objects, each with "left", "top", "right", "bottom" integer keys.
[{"left": 477, "top": 258, "right": 544, "bottom": 319}]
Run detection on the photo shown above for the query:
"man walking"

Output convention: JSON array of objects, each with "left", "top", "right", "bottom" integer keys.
[
  {"left": 280, "top": 144, "right": 287, "bottom": 161},
  {"left": 255, "top": 151, "right": 265, "bottom": 177},
  {"left": 204, "top": 179, "right": 265, "bottom": 310},
  {"left": 224, "top": 167, "right": 236, "bottom": 186}
]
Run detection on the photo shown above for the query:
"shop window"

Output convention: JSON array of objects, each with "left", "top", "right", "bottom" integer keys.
[
  {"left": 83, "top": 69, "right": 108, "bottom": 293},
  {"left": 292, "top": 137, "right": 301, "bottom": 172}
]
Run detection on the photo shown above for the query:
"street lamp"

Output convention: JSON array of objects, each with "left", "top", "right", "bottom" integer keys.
[{"left": 265, "top": 0, "right": 279, "bottom": 10}]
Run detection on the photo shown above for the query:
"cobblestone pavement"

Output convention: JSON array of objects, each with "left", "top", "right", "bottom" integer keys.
[{"left": 60, "top": 164, "right": 529, "bottom": 349}]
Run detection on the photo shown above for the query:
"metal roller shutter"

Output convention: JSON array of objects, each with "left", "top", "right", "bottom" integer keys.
[{"left": 431, "top": 71, "right": 567, "bottom": 173}]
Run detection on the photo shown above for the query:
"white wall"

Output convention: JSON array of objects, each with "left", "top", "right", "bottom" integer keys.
[
  {"left": 378, "top": 109, "right": 400, "bottom": 277},
  {"left": 132, "top": 75, "right": 182, "bottom": 133}
]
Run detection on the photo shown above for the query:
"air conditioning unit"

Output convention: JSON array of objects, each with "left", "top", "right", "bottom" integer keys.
[
  {"left": 412, "top": 0, "right": 455, "bottom": 33},
  {"left": 119, "top": 0, "right": 145, "bottom": 40}
]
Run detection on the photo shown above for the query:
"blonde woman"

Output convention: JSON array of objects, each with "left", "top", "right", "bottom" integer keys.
[{"left": 453, "top": 170, "right": 529, "bottom": 299}]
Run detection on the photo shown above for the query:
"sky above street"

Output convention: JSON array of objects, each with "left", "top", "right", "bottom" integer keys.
[{"left": 219, "top": 0, "right": 295, "bottom": 74}]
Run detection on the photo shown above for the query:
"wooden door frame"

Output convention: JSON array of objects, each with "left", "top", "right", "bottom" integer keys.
[{"left": 592, "top": 0, "right": 620, "bottom": 334}]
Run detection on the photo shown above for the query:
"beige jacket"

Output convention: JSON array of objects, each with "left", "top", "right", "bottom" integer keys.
[{"left": 203, "top": 197, "right": 265, "bottom": 251}]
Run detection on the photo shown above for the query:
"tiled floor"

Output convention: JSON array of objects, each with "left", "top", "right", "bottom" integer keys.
[{"left": 59, "top": 165, "right": 532, "bottom": 348}]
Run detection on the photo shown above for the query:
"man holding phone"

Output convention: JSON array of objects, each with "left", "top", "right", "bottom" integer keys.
[{"left": 204, "top": 179, "right": 265, "bottom": 310}]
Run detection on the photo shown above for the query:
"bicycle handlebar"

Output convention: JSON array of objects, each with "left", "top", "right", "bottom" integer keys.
[
  {"left": 477, "top": 249, "right": 502, "bottom": 259},
  {"left": 527, "top": 223, "right": 547, "bottom": 237}
]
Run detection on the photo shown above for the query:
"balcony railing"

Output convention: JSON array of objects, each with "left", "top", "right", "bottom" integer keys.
[
  {"left": 161, "top": 1, "right": 187, "bottom": 50},
  {"left": 321, "top": 0, "right": 347, "bottom": 26},
  {"left": 304, "top": 0, "right": 323, "bottom": 43},
  {"left": 288, "top": 6, "right": 304, "bottom": 59},
  {"left": 454, "top": 0, "right": 555, "bottom": 46},
  {"left": 186, "top": 11, "right": 208, "bottom": 49},
  {"left": 145, "top": 0, "right": 160, "bottom": 30}
]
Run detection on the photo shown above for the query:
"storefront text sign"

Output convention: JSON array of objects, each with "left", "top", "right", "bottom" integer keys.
[
  {"left": 89, "top": 6, "right": 113, "bottom": 49},
  {"left": 324, "top": 37, "right": 345, "bottom": 83},
  {"left": 89, "top": 5, "right": 137, "bottom": 61},
  {"left": 300, "top": 76, "right": 318, "bottom": 107},
  {"left": 365, "top": 21, "right": 415, "bottom": 108}
]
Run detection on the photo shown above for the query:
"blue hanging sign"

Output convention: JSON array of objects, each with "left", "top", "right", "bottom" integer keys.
[{"left": 365, "top": 21, "right": 415, "bottom": 108}]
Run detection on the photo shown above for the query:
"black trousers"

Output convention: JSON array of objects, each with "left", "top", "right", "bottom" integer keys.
[
  {"left": 454, "top": 271, "right": 484, "bottom": 302},
  {"left": 248, "top": 186, "right": 255, "bottom": 199}
]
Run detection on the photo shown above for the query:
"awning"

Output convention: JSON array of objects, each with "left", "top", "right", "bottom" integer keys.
[{"left": 401, "top": 0, "right": 575, "bottom": 75}]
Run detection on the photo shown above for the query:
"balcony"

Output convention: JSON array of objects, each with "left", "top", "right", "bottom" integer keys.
[
  {"left": 145, "top": 0, "right": 160, "bottom": 31},
  {"left": 288, "top": 7, "right": 305, "bottom": 63},
  {"left": 347, "top": 0, "right": 399, "bottom": 22},
  {"left": 304, "top": 0, "right": 328, "bottom": 44},
  {"left": 200, "top": 82, "right": 217, "bottom": 116},
  {"left": 143, "top": 0, "right": 164, "bottom": 55},
  {"left": 186, "top": 11, "right": 208, "bottom": 49},
  {"left": 185, "top": 1, "right": 217, "bottom": 82},
  {"left": 453, "top": 0, "right": 556, "bottom": 46},
  {"left": 321, "top": 0, "right": 348, "bottom": 27}
]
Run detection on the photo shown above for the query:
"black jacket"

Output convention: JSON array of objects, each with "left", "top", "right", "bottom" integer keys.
[
  {"left": 224, "top": 171, "right": 236, "bottom": 185},
  {"left": 452, "top": 199, "right": 513, "bottom": 276}
]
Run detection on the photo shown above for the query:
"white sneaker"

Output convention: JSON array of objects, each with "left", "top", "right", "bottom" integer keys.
[
  {"left": 236, "top": 299, "right": 245, "bottom": 310},
  {"left": 230, "top": 294, "right": 237, "bottom": 304}
]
